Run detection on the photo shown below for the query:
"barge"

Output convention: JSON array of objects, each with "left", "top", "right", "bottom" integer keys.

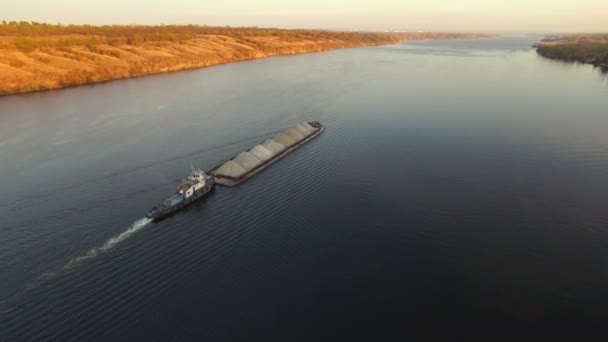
[
  {"left": 210, "top": 121, "right": 324, "bottom": 187},
  {"left": 146, "top": 169, "right": 215, "bottom": 220}
]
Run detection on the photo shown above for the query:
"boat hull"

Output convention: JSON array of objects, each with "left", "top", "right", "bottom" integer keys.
[{"left": 146, "top": 181, "right": 215, "bottom": 221}]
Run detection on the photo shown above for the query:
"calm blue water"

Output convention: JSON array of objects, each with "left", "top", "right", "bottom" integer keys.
[{"left": 1, "top": 36, "right": 608, "bottom": 340}]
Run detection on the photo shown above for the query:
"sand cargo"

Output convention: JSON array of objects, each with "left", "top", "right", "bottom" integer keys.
[{"left": 210, "top": 121, "right": 324, "bottom": 186}]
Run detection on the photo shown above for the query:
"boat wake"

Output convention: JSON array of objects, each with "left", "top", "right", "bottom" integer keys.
[
  {"left": 64, "top": 217, "right": 153, "bottom": 270},
  {"left": 19, "top": 217, "right": 153, "bottom": 294},
  {"left": 2, "top": 217, "right": 153, "bottom": 311}
]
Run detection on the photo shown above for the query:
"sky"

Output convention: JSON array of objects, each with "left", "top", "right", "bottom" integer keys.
[{"left": 2, "top": 0, "right": 607, "bottom": 33}]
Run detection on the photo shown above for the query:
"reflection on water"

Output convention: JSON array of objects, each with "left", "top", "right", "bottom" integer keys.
[{"left": 2, "top": 36, "right": 608, "bottom": 340}]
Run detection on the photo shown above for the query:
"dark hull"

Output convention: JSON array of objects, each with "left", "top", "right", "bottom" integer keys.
[
  {"left": 210, "top": 123, "right": 324, "bottom": 187},
  {"left": 146, "top": 182, "right": 215, "bottom": 221}
]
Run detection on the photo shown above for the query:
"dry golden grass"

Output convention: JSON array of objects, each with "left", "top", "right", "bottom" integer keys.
[{"left": 0, "top": 23, "right": 491, "bottom": 95}]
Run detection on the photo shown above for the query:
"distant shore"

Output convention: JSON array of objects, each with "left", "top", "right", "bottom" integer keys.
[
  {"left": 0, "top": 22, "right": 492, "bottom": 96},
  {"left": 535, "top": 34, "right": 608, "bottom": 72}
]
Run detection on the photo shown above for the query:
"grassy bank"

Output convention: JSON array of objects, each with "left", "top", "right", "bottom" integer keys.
[{"left": 0, "top": 22, "right": 490, "bottom": 95}]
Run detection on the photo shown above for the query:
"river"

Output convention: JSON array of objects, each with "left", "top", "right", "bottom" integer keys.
[{"left": 1, "top": 36, "right": 608, "bottom": 340}]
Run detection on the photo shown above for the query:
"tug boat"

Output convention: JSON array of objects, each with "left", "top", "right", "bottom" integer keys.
[{"left": 146, "top": 169, "right": 215, "bottom": 220}]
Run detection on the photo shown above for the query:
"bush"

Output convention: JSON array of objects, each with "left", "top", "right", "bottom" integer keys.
[
  {"left": 127, "top": 35, "right": 144, "bottom": 45},
  {"left": 14, "top": 38, "right": 34, "bottom": 52}
]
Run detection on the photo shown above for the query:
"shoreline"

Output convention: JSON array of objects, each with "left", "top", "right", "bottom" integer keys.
[
  {"left": 537, "top": 47, "right": 608, "bottom": 70},
  {"left": 534, "top": 35, "right": 608, "bottom": 73},
  {"left": 0, "top": 41, "right": 395, "bottom": 97},
  {"left": 0, "top": 26, "right": 492, "bottom": 97}
]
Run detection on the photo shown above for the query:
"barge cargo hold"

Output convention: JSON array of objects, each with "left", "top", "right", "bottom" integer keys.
[{"left": 210, "top": 121, "right": 324, "bottom": 187}]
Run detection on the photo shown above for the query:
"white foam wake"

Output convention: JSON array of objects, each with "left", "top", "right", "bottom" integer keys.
[
  {"left": 31, "top": 217, "right": 153, "bottom": 284},
  {"left": 3, "top": 217, "right": 153, "bottom": 309},
  {"left": 63, "top": 217, "right": 153, "bottom": 270}
]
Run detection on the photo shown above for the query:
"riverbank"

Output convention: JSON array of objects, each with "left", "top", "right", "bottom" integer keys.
[
  {"left": 0, "top": 23, "right": 490, "bottom": 95},
  {"left": 535, "top": 34, "right": 608, "bottom": 72}
]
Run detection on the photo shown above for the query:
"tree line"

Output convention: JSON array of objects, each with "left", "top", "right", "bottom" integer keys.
[
  {"left": 0, "top": 21, "right": 488, "bottom": 53},
  {"left": 0, "top": 21, "right": 401, "bottom": 42},
  {"left": 0, "top": 21, "right": 408, "bottom": 52},
  {"left": 537, "top": 43, "right": 608, "bottom": 68}
]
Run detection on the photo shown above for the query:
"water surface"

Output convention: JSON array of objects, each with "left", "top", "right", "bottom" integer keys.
[{"left": 1, "top": 36, "right": 608, "bottom": 340}]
